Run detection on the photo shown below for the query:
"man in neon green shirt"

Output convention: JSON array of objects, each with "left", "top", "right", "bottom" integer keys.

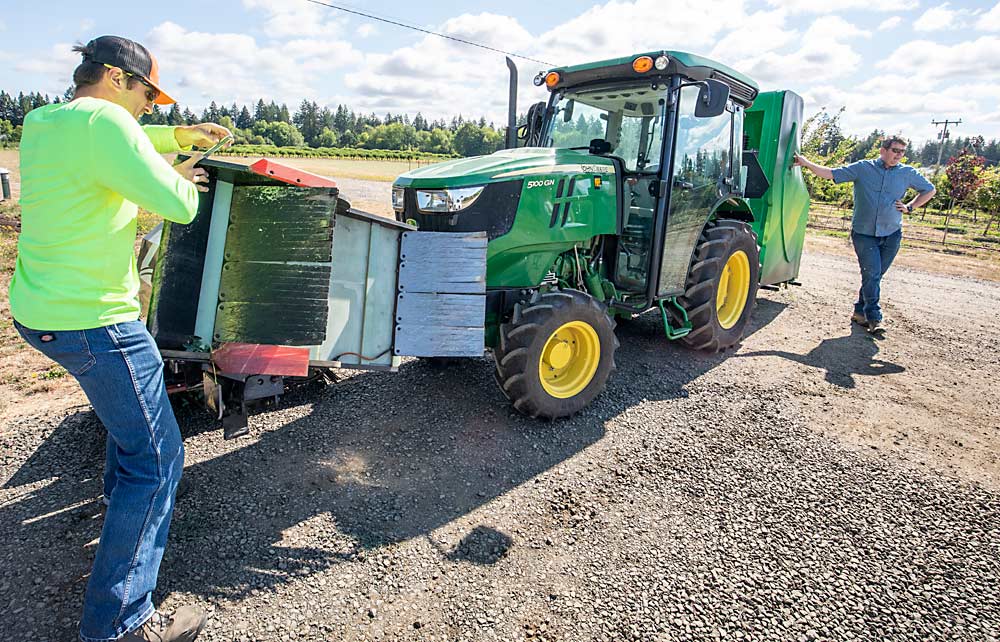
[{"left": 10, "top": 36, "right": 230, "bottom": 642}]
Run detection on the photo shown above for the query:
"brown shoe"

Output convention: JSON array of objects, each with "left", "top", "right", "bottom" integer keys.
[
  {"left": 851, "top": 311, "right": 867, "bottom": 325},
  {"left": 867, "top": 318, "right": 884, "bottom": 333},
  {"left": 121, "top": 606, "right": 207, "bottom": 642}
]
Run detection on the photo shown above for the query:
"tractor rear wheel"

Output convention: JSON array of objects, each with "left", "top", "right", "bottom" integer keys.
[
  {"left": 494, "top": 289, "right": 618, "bottom": 419},
  {"left": 673, "top": 219, "right": 760, "bottom": 352}
]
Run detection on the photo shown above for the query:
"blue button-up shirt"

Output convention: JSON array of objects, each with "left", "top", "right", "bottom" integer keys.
[{"left": 831, "top": 159, "right": 934, "bottom": 237}]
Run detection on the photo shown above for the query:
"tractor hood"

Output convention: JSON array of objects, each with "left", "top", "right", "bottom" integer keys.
[{"left": 394, "top": 147, "right": 617, "bottom": 189}]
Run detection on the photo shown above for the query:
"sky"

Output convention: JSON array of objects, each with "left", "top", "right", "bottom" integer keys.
[{"left": 1, "top": 0, "right": 998, "bottom": 143}]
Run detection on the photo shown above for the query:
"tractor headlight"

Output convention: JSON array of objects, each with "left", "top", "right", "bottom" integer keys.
[
  {"left": 391, "top": 186, "right": 405, "bottom": 212},
  {"left": 415, "top": 186, "right": 486, "bottom": 213}
]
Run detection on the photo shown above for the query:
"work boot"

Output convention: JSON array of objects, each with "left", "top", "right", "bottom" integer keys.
[
  {"left": 867, "top": 318, "right": 884, "bottom": 333},
  {"left": 851, "top": 311, "right": 867, "bottom": 325},
  {"left": 120, "top": 606, "right": 207, "bottom": 642}
]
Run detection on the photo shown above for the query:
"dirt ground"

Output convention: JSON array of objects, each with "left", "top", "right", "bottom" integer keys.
[{"left": 2, "top": 162, "right": 1000, "bottom": 640}]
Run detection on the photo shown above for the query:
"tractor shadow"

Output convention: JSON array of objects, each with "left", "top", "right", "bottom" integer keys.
[
  {"left": 0, "top": 295, "right": 786, "bottom": 636},
  {"left": 737, "top": 322, "right": 905, "bottom": 389}
]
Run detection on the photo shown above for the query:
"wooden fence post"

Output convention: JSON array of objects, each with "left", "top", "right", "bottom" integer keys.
[{"left": 942, "top": 198, "right": 955, "bottom": 245}]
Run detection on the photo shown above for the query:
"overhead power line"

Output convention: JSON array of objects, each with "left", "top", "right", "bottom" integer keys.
[{"left": 303, "top": 0, "right": 555, "bottom": 67}]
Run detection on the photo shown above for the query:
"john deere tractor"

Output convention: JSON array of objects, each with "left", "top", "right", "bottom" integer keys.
[{"left": 392, "top": 50, "right": 810, "bottom": 419}]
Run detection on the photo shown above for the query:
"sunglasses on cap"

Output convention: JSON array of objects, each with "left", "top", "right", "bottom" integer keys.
[{"left": 103, "top": 63, "right": 160, "bottom": 103}]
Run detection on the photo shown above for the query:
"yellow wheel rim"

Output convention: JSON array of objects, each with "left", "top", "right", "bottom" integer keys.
[
  {"left": 716, "top": 250, "right": 751, "bottom": 330},
  {"left": 538, "top": 321, "right": 601, "bottom": 399}
]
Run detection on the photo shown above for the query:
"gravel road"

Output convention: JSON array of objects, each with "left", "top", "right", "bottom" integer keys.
[{"left": 2, "top": 240, "right": 999, "bottom": 641}]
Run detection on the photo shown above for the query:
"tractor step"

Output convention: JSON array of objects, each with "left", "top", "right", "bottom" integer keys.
[{"left": 658, "top": 298, "right": 692, "bottom": 340}]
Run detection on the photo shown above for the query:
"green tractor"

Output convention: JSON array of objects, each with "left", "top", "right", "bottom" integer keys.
[{"left": 392, "top": 50, "right": 810, "bottom": 419}]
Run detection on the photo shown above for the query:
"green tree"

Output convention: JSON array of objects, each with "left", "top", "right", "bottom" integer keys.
[
  {"left": 973, "top": 166, "right": 1000, "bottom": 235},
  {"left": 166, "top": 104, "right": 184, "bottom": 126},
  {"left": 799, "top": 109, "right": 857, "bottom": 205},
  {"left": 293, "top": 99, "right": 323, "bottom": 146},
  {"left": 339, "top": 130, "right": 358, "bottom": 147},
  {"left": 314, "top": 128, "right": 338, "bottom": 148},
  {"left": 941, "top": 150, "right": 986, "bottom": 242},
  {"left": 236, "top": 106, "right": 253, "bottom": 129},
  {"left": 252, "top": 120, "right": 304, "bottom": 147},
  {"left": 453, "top": 123, "right": 502, "bottom": 157},
  {"left": 0, "top": 119, "right": 14, "bottom": 147},
  {"left": 417, "top": 128, "right": 454, "bottom": 155},
  {"left": 361, "top": 122, "right": 419, "bottom": 150}
]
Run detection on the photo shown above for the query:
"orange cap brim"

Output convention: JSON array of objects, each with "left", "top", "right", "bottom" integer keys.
[{"left": 152, "top": 84, "right": 176, "bottom": 105}]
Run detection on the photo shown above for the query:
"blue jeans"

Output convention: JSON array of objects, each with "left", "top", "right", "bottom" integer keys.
[
  {"left": 14, "top": 319, "right": 183, "bottom": 642},
  {"left": 851, "top": 230, "right": 902, "bottom": 323}
]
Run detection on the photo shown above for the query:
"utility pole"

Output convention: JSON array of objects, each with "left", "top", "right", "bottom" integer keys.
[{"left": 932, "top": 118, "right": 961, "bottom": 171}]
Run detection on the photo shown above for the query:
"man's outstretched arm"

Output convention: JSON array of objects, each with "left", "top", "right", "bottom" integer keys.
[{"left": 792, "top": 153, "right": 834, "bottom": 180}]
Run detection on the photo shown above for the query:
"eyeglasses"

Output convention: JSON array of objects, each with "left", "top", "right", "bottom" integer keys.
[
  {"left": 103, "top": 64, "right": 160, "bottom": 103},
  {"left": 888, "top": 147, "right": 906, "bottom": 155}
]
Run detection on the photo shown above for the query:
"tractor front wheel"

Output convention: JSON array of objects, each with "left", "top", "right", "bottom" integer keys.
[
  {"left": 494, "top": 289, "right": 618, "bottom": 419},
  {"left": 674, "top": 219, "right": 760, "bottom": 352}
]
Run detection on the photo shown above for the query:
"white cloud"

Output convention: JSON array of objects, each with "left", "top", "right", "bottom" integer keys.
[
  {"left": 978, "top": 2, "right": 1000, "bottom": 31},
  {"left": 539, "top": 0, "right": 744, "bottom": 65},
  {"left": 144, "top": 21, "right": 363, "bottom": 109},
  {"left": 800, "top": 76, "right": 1000, "bottom": 144},
  {"left": 15, "top": 42, "right": 78, "bottom": 80},
  {"left": 765, "top": 0, "right": 917, "bottom": 14},
  {"left": 710, "top": 9, "right": 798, "bottom": 64},
  {"left": 737, "top": 16, "right": 870, "bottom": 85},
  {"left": 80, "top": 19, "right": 95, "bottom": 33},
  {"left": 914, "top": 4, "right": 957, "bottom": 31},
  {"left": 241, "top": 0, "right": 346, "bottom": 38},
  {"left": 357, "top": 23, "right": 377, "bottom": 38},
  {"left": 341, "top": 12, "right": 537, "bottom": 122},
  {"left": 877, "top": 36, "right": 1000, "bottom": 81},
  {"left": 877, "top": 16, "right": 902, "bottom": 31}
]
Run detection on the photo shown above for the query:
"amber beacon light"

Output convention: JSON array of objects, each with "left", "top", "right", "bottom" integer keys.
[{"left": 632, "top": 56, "right": 654, "bottom": 73}]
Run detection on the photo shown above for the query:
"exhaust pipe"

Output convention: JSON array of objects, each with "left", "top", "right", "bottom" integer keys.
[{"left": 506, "top": 57, "right": 518, "bottom": 150}]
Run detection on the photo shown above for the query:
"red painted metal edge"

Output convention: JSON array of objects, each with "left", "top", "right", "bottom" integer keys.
[
  {"left": 248, "top": 158, "right": 338, "bottom": 188},
  {"left": 212, "top": 343, "right": 311, "bottom": 377}
]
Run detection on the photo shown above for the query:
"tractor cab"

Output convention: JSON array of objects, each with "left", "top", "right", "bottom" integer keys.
[{"left": 521, "top": 53, "right": 758, "bottom": 308}]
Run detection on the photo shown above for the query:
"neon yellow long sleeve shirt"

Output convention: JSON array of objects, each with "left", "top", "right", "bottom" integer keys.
[{"left": 9, "top": 97, "right": 199, "bottom": 330}]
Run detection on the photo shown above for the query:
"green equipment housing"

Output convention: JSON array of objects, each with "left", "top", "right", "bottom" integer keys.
[{"left": 392, "top": 50, "right": 810, "bottom": 419}]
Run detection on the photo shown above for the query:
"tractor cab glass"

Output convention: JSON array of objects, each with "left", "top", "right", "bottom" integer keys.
[
  {"left": 544, "top": 83, "right": 667, "bottom": 173},
  {"left": 658, "top": 85, "right": 739, "bottom": 296}
]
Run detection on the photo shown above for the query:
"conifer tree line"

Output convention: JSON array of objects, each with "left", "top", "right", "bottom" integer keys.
[
  {"left": 0, "top": 89, "right": 505, "bottom": 157},
  {"left": 4, "top": 90, "right": 1000, "bottom": 165}
]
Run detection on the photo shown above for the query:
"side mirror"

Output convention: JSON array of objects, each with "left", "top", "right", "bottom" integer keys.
[
  {"left": 695, "top": 79, "right": 730, "bottom": 118},
  {"left": 563, "top": 99, "right": 575, "bottom": 123}
]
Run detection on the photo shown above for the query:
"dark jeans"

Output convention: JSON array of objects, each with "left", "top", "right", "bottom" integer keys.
[
  {"left": 851, "top": 230, "right": 902, "bottom": 323},
  {"left": 14, "top": 319, "right": 182, "bottom": 641}
]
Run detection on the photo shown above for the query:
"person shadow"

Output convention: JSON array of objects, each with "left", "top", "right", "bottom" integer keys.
[{"left": 738, "top": 323, "right": 905, "bottom": 388}]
